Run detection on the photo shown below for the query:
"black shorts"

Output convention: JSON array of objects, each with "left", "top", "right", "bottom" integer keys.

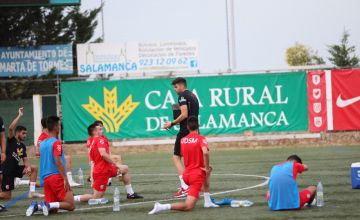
[
  {"left": 1, "top": 165, "right": 25, "bottom": 192},
  {"left": 174, "top": 130, "right": 190, "bottom": 156}
]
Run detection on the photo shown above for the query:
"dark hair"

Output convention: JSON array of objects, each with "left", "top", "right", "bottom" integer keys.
[
  {"left": 15, "top": 125, "right": 27, "bottom": 133},
  {"left": 171, "top": 77, "right": 187, "bottom": 86},
  {"left": 187, "top": 116, "right": 199, "bottom": 131},
  {"left": 47, "top": 116, "right": 60, "bottom": 132},
  {"left": 287, "top": 155, "right": 302, "bottom": 164},
  {"left": 41, "top": 117, "right": 48, "bottom": 129},
  {"left": 87, "top": 123, "right": 97, "bottom": 136},
  {"left": 93, "top": 120, "right": 103, "bottom": 126}
]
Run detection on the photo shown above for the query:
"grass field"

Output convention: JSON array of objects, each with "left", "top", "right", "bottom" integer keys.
[{"left": 1, "top": 145, "right": 360, "bottom": 220}]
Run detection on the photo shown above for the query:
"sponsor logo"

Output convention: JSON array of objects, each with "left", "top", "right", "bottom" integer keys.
[
  {"left": 313, "top": 103, "right": 321, "bottom": 114},
  {"left": 181, "top": 137, "right": 198, "bottom": 144},
  {"left": 314, "top": 117, "right": 323, "bottom": 128},
  {"left": 313, "top": 89, "right": 321, "bottom": 100},
  {"left": 312, "top": 75, "right": 321, "bottom": 85},
  {"left": 336, "top": 94, "right": 360, "bottom": 108},
  {"left": 16, "top": 148, "right": 23, "bottom": 157},
  {"left": 179, "top": 97, "right": 186, "bottom": 103},
  {"left": 82, "top": 87, "right": 140, "bottom": 133}
]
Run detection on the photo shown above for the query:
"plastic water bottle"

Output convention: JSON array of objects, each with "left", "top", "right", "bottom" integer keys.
[
  {"left": 78, "top": 168, "right": 84, "bottom": 185},
  {"left": 88, "top": 198, "right": 109, "bottom": 205},
  {"left": 113, "top": 187, "right": 120, "bottom": 212},
  {"left": 316, "top": 181, "right": 324, "bottom": 207}
]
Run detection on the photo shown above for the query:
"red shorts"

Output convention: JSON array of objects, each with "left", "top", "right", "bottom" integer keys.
[
  {"left": 183, "top": 170, "right": 206, "bottom": 199},
  {"left": 44, "top": 174, "right": 66, "bottom": 203},
  {"left": 93, "top": 165, "right": 118, "bottom": 192},
  {"left": 299, "top": 189, "right": 312, "bottom": 208}
]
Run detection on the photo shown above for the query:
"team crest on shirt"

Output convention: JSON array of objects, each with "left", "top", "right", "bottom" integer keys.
[
  {"left": 179, "top": 97, "right": 186, "bottom": 102},
  {"left": 16, "top": 148, "right": 23, "bottom": 157},
  {"left": 100, "top": 139, "right": 104, "bottom": 145}
]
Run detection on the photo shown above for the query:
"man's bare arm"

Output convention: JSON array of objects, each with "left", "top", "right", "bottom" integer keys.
[
  {"left": 98, "top": 148, "right": 116, "bottom": 165},
  {"left": 8, "top": 107, "right": 24, "bottom": 139}
]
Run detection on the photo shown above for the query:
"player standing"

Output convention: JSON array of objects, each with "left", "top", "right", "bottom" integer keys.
[
  {"left": 26, "top": 116, "right": 75, "bottom": 216},
  {"left": 149, "top": 116, "right": 218, "bottom": 214},
  {"left": 162, "top": 77, "right": 200, "bottom": 198},
  {"left": 74, "top": 123, "right": 143, "bottom": 203},
  {"left": 0, "top": 107, "right": 43, "bottom": 200}
]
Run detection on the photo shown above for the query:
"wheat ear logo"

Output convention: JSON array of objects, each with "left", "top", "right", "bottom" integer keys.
[{"left": 82, "top": 87, "right": 140, "bottom": 133}]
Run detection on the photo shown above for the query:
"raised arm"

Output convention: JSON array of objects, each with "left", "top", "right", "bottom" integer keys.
[{"left": 8, "top": 107, "right": 24, "bottom": 139}]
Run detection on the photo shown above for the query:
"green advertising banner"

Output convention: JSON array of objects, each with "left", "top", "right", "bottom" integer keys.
[{"left": 61, "top": 72, "right": 308, "bottom": 141}]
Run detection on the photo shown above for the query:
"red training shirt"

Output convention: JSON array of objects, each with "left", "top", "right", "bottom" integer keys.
[
  {"left": 36, "top": 131, "right": 49, "bottom": 156},
  {"left": 90, "top": 136, "right": 111, "bottom": 175},
  {"left": 180, "top": 133, "right": 209, "bottom": 175}
]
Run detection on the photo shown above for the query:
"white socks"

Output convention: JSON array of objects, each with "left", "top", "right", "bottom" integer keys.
[
  {"left": 148, "top": 202, "right": 171, "bottom": 214},
  {"left": 125, "top": 184, "right": 134, "bottom": 195},
  {"left": 74, "top": 195, "right": 81, "bottom": 202},
  {"left": 203, "top": 192, "right": 219, "bottom": 208},
  {"left": 67, "top": 172, "right": 73, "bottom": 182},
  {"left": 204, "top": 192, "right": 211, "bottom": 204},
  {"left": 29, "top": 182, "right": 36, "bottom": 193},
  {"left": 179, "top": 176, "right": 189, "bottom": 190},
  {"left": 49, "top": 202, "right": 60, "bottom": 209}
]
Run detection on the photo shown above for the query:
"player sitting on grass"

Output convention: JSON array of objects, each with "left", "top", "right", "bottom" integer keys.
[
  {"left": 0, "top": 107, "right": 43, "bottom": 200},
  {"left": 36, "top": 117, "right": 80, "bottom": 187},
  {"left": 267, "top": 155, "right": 316, "bottom": 211},
  {"left": 148, "top": 116, "right": 218, "bottom": 215},
  {"left": 26, "top": 116, "right": 75, "bottom": 216},
  {"left": 73, "top": 123, "right": 143, "bottom": 203}
]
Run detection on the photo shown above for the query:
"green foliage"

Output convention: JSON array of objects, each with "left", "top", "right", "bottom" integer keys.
[
  {"left": 328, "top": 30, "right": 359, "bottom": 68},
  {"left": 286, "top": 43, "right": 326, "bottom": 66},
  {"left": 0, "top": 6, "right": 101, "bottom": 46}
]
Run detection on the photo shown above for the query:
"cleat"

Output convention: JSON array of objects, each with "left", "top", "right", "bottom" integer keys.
[
  {"left": 87, "top": 177, "right": 92, "bottom": 183},
  {"left": 107, "top": 178, "right": 112, "bottom": 186},
  {"left": 39, "top": 201, "right": 50, "bottom": 216},
  {"left": 148, "top": 202, "right": 161, "bottom": 215},
  {"left": 127, "top": 193, "right": 143, "bottom": 199},
  {"left": 173, "top": 188, "right": 188, "bottom": 198},
  {"left": 26, "top": 201, "right": 38, "bottom": 216},
  {"left": 28, "top": 192, "right": 45, "bottom": 198},
  {"left": 0, "top": 204, "right": 7, "bottom": 212}
]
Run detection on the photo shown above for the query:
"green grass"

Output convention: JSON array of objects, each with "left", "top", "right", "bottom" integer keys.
[{"left": 1, "top": 145, "right": 360, "bottom": 220}]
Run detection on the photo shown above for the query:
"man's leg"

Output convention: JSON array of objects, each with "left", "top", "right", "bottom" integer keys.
[
  {"left": 0, "top": 176, "right": 13, "bottom": 199},
  {"left": 173, "top": 132, "right": 189, "bottom": 196},
  {"left": 28, "top": 165, "right": 43, "bottom": 198},
  {"left": 299, "top": 186, "right": 317, "bottom": 208},
  {"left": 148, "top": 196, "right": 198, "bottom": 214},
  {"left": 116, "top": 164, "right": 143, "bottom": 199},
  {"left": 65, "top": 155, "right": 79, "bottom": 186},
  {"left": 74, "top": 190, "right": 104, "bottom": 202},
  {"left": 202, "top": 171, "right": 218, "bottom": 208}
]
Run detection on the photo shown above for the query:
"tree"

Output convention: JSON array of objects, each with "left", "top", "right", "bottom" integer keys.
[
  {"left": 0, "top": 6, "right": 101, "bottom": 47},
  {"left": 0, "top": 6, "right": 101, "bottom": 99},
  {"left": 328, "top": 30, "right": 359, "bottom": 68},
  {"left": 286, "top": 42, "right": 325, "bottom": 66}
]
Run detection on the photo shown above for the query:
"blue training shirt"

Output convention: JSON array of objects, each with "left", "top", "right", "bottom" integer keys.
[
  {"left": 39, "top": 137, "right": 67, "bottom": 184},
  {"left": 268, "top": 161, "right": 300, "bottom": 210}
]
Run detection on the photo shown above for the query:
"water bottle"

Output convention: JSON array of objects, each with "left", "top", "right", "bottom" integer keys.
[
  {"left": 88, "top": 198, "right": 109, "bottom": 205},
  {"left": 78, "top": 168, "right": 84, "bottom": 185},
  {"left": 113, "top": 187, "right": 120, "bottom": 211},
  {"left": 316, "top": 181, "right": 324, "bottom": 207}
]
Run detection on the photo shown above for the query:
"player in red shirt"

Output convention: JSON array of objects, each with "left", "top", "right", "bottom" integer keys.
[
  {"left": 266, "top": 155, "right": 317, "bottom": 209},
  {"left": 74, "top": 123, "right": 143, "bottom": 203},
  {"left": 149, "top": 116, "right": 218, "bottom": 215},
  {"left": 35, "top": 117, "right": 80, "bottom": 187}
]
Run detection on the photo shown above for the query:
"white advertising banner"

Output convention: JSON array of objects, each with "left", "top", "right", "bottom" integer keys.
[{"left": 77, "top": 40, "right": 199, "bottom": 75}]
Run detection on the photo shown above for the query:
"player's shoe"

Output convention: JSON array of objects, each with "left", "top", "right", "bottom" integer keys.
[
  {"left": 28, "top": 192, "right": 45, "bottom": 198},
  {"left": 69, "top": 181, "right": 81, "bottom": 187},
  {"left": 127, "top": 193, "right": 143, "bottom": 199},
  {"left": 39, "top": 201, "right": 50, "bottom": 216},
  {"left": 87, "top": 176, "right": 92, "bottom": 182},
  {"left": 107, "top": 178, "right": 112, "bottom": 186},
  {"left": 26, "top": 201, "right": 38, "bottom": 216},
  {"left": 173, "top": 188, "right": 188, "bottom": 198},
  {"left": 0, "top": 204, "right": 7, "bottom": 212}
]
